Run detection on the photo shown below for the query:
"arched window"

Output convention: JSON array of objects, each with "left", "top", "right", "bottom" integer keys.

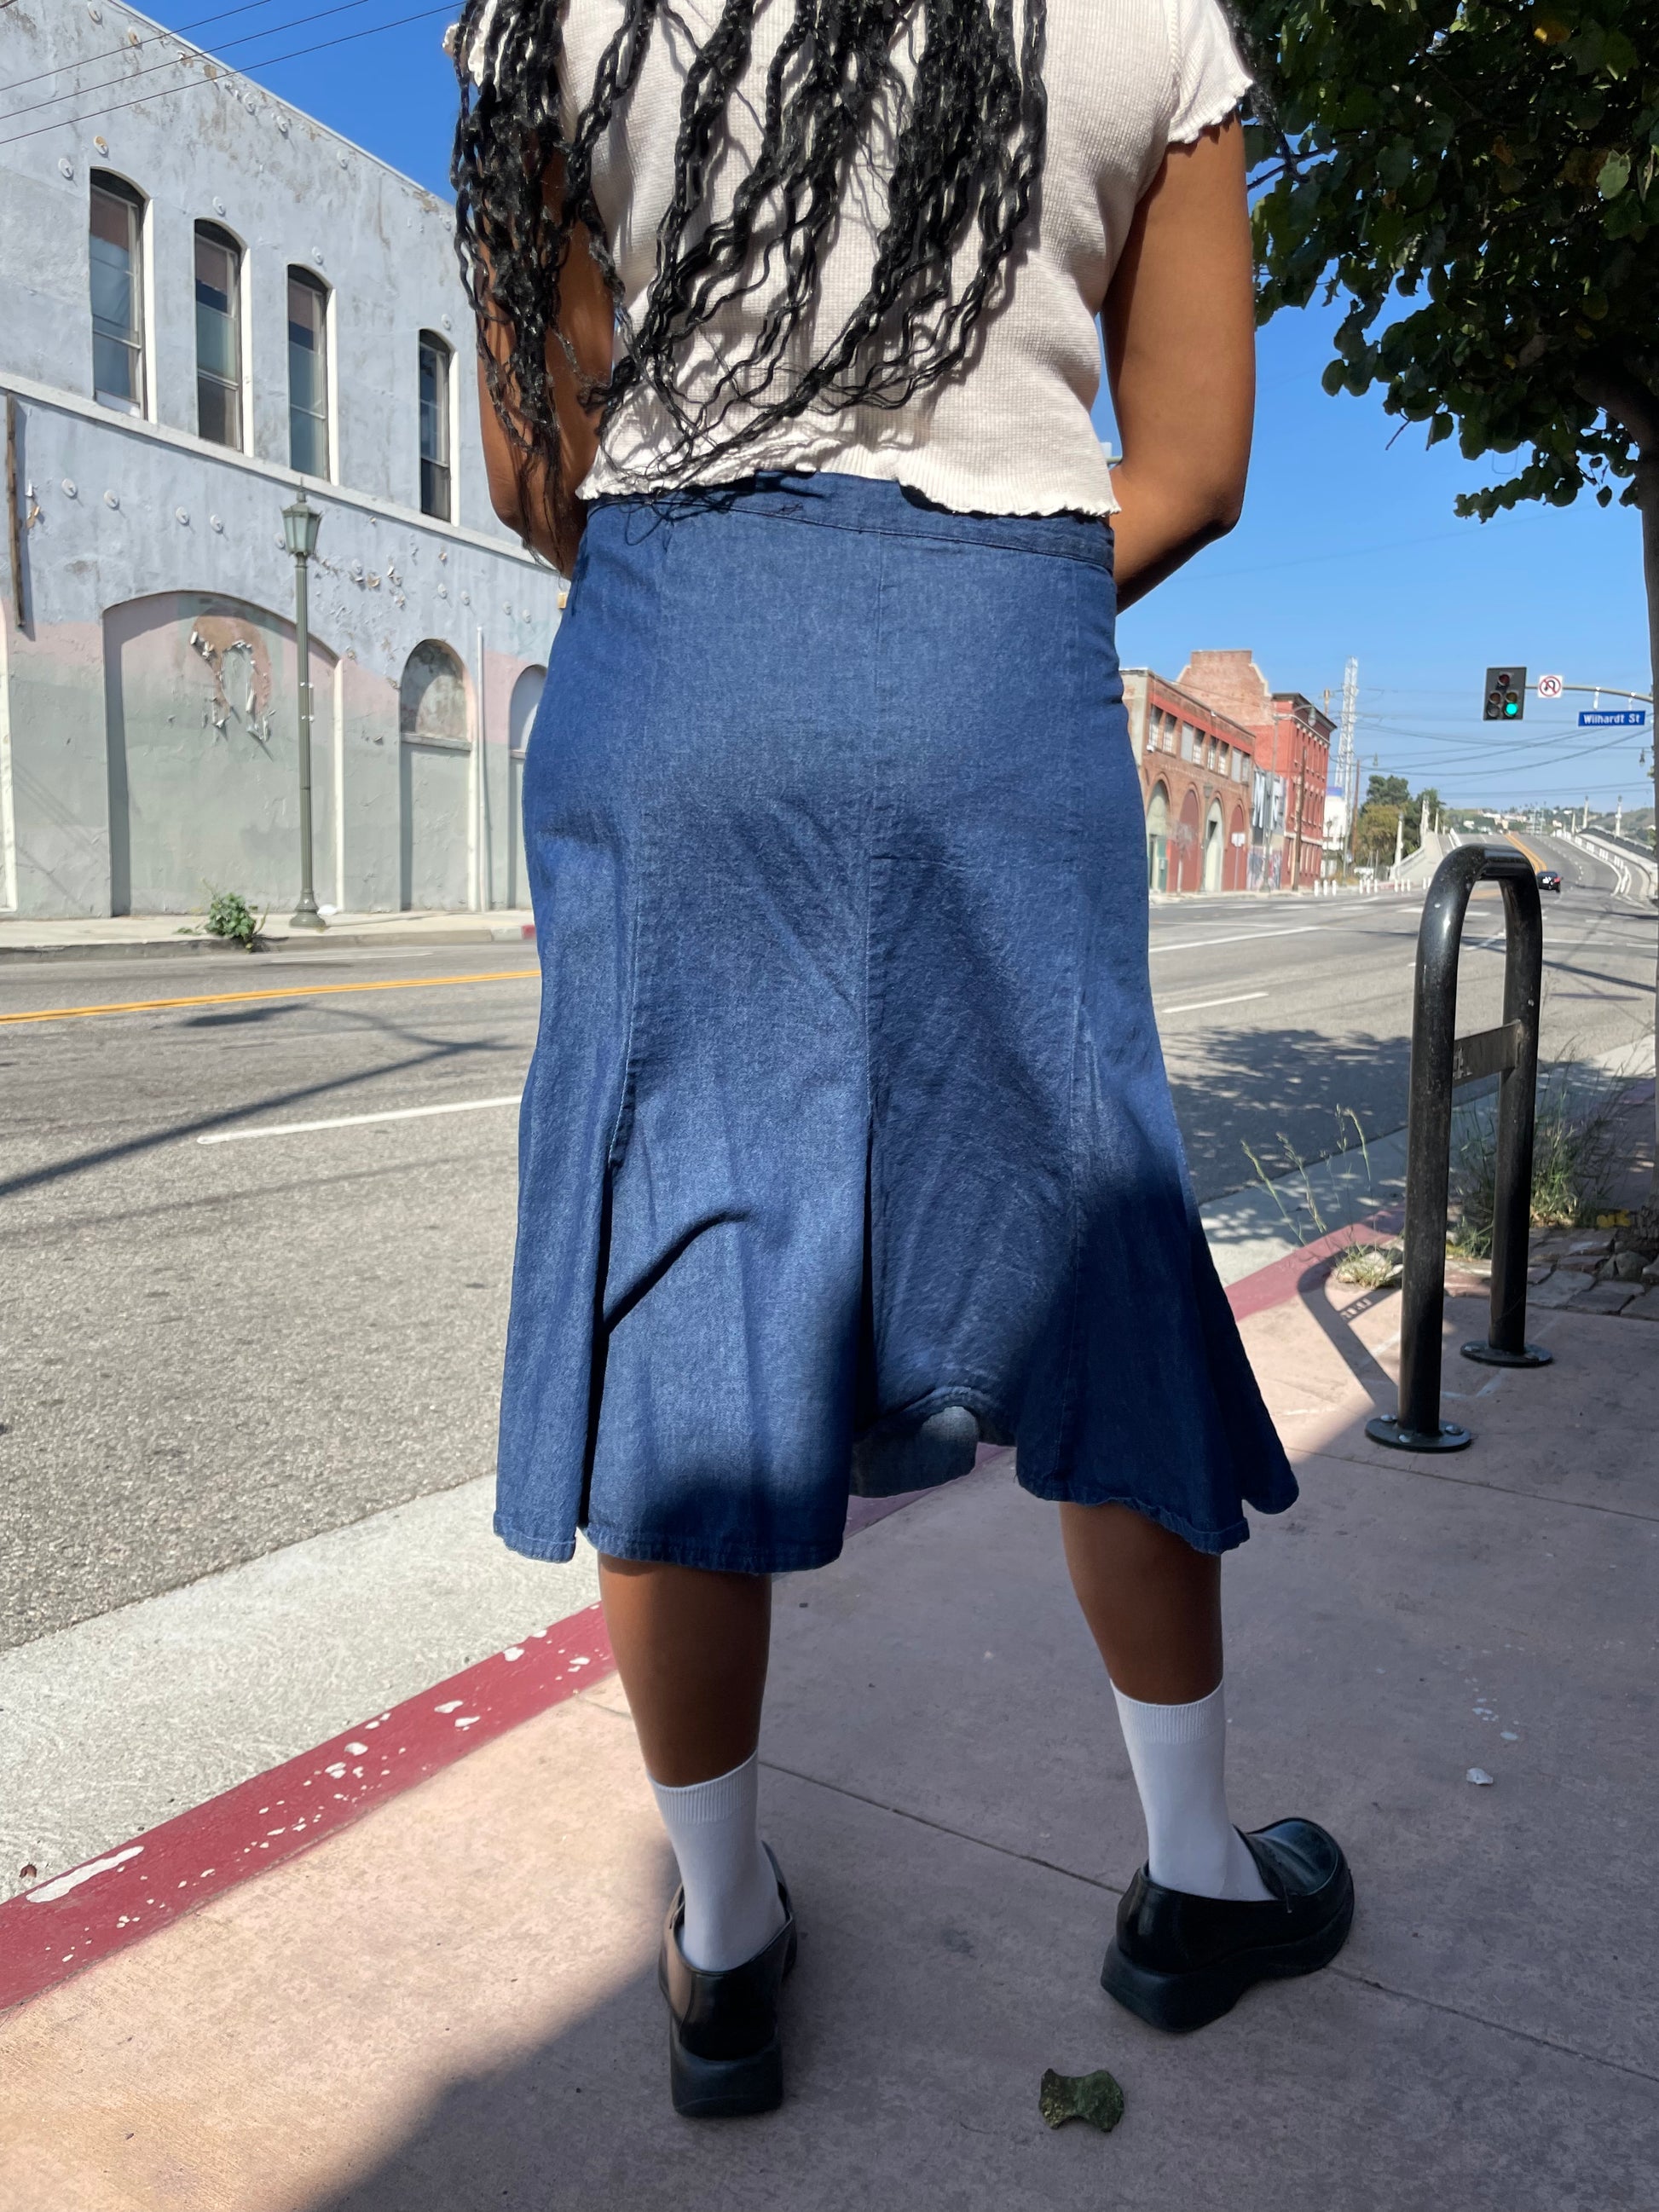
[
  {"left": 1145, "top": 782, "right": 1170, "bottom": 894},
  {"left": 194, "top": 221, "right": 243, "bottom": 450},
  {"left": 400, "top": 640, "right": 468, "bottom": 746},
  {"left": 287, "top": 268, "right": 331, "bottom": 477},
  {"left": 418, "top": 332, "right": 453, "bottom": 520},
  {"left": 90, "top": 172, "right": 146, "bottom": 415},
  {"left": 508, "top": 664, "right": 545, "bottom": 757}
]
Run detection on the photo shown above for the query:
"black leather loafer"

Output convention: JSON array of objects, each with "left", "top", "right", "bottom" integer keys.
[
  {"left": 657, "top": 1845, "right": 797, "bottom": 2117},
  {"left": 1101, "top": 1818, "right": 1353, "bottom": 2034}
]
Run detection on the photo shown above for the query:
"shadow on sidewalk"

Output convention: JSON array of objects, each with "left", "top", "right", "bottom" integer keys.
[
  {"left": 293, "top": 1283, "right": 1659, "bottom": 2210},
  {"left": 3, "top": 1277, "right": 1655, "bottom": 2211}
]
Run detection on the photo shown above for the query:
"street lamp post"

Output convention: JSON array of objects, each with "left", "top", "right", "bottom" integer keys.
[{"left": 281, "top": 488, "right": 325, "bottom": 931}]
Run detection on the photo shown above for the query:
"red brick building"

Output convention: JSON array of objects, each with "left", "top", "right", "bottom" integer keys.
[
  {"left": 1177, "top": 650, "right": 1333, "bottom": 891},
  {"left": 1120, "top": 667, "right": 1257, "bottom": 892}
]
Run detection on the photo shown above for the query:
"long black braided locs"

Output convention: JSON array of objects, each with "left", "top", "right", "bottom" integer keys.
[{"left": 451, "top": 0, "right": 1048, "bottom": 553}]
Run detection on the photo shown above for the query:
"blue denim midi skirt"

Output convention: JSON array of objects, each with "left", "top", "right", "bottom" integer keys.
[{"left": 495, "top": 472, "right": 1296, "bottom": 1574}]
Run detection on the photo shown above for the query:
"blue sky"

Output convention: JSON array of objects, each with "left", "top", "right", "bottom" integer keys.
[
  {"left": 39, "top": 5, "right": 1656, "bottom": 811},
  {"left": 1100, "top": 307, "right": 1652, "bottom": 821}
]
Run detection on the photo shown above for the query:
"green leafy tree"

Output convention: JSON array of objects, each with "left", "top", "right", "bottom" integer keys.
[
  {"left": 1366, "top": 773, "right": 1411, "bottom": 811},
  {"left": 1238, "top": 0, "right": 1658, "bottom": 1165},
  {"left": 1355, "top": 800, "right": 1402, "bottom": 869}
]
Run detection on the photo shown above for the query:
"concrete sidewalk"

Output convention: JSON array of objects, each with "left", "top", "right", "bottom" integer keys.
[
  {"left": 0, "top": 880, "right": 1405, "bottom": 957},
  {"left": 1, "top": 1262, "right": 1655, "bottom": 2208},
  {"left": 0, "top": 909, "right": 536, "bottom": 962}
]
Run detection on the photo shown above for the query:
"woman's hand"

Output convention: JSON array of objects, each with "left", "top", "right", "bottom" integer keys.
[
  {"left": 476, "top": 159, "right": 615, "bottom": 575},
  {"left": 1101, "top": 116, "right": 1255, "bottom": 609}
]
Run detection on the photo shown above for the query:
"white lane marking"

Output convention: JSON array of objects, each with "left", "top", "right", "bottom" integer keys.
[
  {"left": 1150, "top": 903, "right": 1428, "bottom": 956},
  {"left": 1149, "top": 925, "right": 1326, "bottom": 954},
  {"left": 197, "top": 1094, "right": 522, "bottom": 1146},
  {"left": 1159, "top": 990, "right": 1269, "bottom": 1016}
]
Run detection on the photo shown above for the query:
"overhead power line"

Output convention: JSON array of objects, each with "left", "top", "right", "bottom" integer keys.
[
  {"left": 0, "top": 0, "right": 292, "bottom": 97},
  {"left": 1198, "top": 512, "right": 1552, "bottom": 586},
  {"left": 0, "top": 3, "right": 456, "bottom": 149},
  {"left": 1, "top": 0, "right": 385, "bottom": 128}
]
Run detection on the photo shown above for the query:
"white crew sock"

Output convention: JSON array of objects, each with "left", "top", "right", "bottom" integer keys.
[
  {"left": 1111, "top": 1680, "right": 1272, "bottom": 1903},
  {"left": 650, "top": 1750, "right": 788, "bottom": 1972}
]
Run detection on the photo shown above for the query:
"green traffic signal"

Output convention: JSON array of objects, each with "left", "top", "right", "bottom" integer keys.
[{"left": 1483, "top": 666, "right": 1526, "bottom": 721}]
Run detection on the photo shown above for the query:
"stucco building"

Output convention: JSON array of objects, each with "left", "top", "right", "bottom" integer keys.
[
  {"left": 0, "top": 0, "right": 560, "bottom": 920},
  {"left": 1121, "top": 666, "right": 1257, "bottom": 893}
]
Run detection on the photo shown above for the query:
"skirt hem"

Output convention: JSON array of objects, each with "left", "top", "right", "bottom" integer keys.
[
  {"left": 496, "top": 1474, "right": 1259, "bottom": 1575},
  {"left": 575, "top": 1516, "right": 848, "bottom": 1577},
  {"left": 1012, "top": 1473, "right": 1254, "bottom": 1556},
  {"left": 493, "top": 1516, "right": 579, "bottom": 1565}
]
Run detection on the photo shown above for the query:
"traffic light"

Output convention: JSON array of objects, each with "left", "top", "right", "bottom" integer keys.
[{"left": 1483, "top": 667, "right": 1526, "bottom": 720}]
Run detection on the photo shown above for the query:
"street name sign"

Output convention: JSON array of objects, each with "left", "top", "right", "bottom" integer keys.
[{"left": 1578, "top": 708, "right": 1646, "bottom": 727}]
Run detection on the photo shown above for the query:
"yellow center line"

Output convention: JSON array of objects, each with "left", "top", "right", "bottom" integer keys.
[{"left": 0, "top": 970, "right": 540, "bottom": 1027}]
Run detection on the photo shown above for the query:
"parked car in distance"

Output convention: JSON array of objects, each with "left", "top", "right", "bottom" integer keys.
[{"left": 1536, "top": 869, "right": 1563, "bottom": 893}]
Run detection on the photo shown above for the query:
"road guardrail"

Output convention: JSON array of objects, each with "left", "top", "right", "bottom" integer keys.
[{"left": 1367, "top": 844, "right": 1549, "bottom": 1454}]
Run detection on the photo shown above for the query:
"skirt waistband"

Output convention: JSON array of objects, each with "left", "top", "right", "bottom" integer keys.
[{"left": 588, "top": 470, "right": 1116, "bottom": 570}]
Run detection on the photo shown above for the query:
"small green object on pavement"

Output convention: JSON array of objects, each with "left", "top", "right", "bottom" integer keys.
[{"left": 1039, "top": 2066, "right": 1124, "bottom": 2134}]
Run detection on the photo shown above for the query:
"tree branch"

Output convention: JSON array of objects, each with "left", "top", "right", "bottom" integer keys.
[{"left": 1575, "top": 361, "right": 1659, "bottom": 456}]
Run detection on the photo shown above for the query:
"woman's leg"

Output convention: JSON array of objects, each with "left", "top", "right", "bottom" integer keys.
[
  {"left": 598, "top": 1556, "right": 772, "bottom": 1783},
  {"left": 598, "top": 1556, "right": 787, "bottom": 1968},
  {"left": 1060, "top": 1502, "right": 1269, "bottom": 1901},
  {"left": 1059, "top": 1500, "right": 1222, "bottom": 1702}
]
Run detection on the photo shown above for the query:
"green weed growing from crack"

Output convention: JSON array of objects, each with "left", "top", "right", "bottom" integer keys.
[
  {"left": 1242, "top": 1108, "right": 1397, "bottom": 1284},
  {"left": 1449, "top": 1060, "right": 1628, "bottom": 1258}
]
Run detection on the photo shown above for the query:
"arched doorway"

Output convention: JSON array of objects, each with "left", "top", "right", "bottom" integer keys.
[
  {"left": 1226, "top": 804, "right": 1247, "bottom": 890},
  {"left": 1145, "top": 783, "right": 1169, "bottom": 892},
  {"left": 0, "top": 610, "right": 13, "bottom": 912},
  {"left": 1202, "top": 800, "right": 1224, "bottom": 892},
  {"left": 506, "top": 663, "right": 545, "bottom": 910},
  {"left": 103, "top": 592, "right": 337, "bottom": 914},
  {"left": 399, "top": 640, "right": 471, "bottom": 910},
  {"left": 1176, "top": 788, "right": 1202, "bottom": 892}
]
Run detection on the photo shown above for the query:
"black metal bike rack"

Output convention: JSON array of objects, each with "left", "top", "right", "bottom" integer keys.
[{"left": 1366, "top": 844, "right": 1549, "bottom": 1454}]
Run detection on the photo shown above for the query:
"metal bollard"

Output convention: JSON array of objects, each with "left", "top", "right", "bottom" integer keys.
[{"left": 1366, "top": 844, "right": 1548, "bottom": 1454}]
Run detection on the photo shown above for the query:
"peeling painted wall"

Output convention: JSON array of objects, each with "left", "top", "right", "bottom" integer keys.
[{"left": 0, "top": 0, "right": 559, "bottom": 916}]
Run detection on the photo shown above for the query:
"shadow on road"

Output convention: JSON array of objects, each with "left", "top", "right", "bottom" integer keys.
[
  {"left": 0, "top": 1010, "right": 526, "bottom": 1205},
  {"left": 1165, "top": 1021, "right": 1413, "bottom": 1203}
]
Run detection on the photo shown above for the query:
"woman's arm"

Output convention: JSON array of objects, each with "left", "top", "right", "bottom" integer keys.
[
  {"left": 1101, "top": 116, "right": 1255, "bottom": 609},
  {"left": 476, "top": 160, "right": 615, "bottom": 575}
]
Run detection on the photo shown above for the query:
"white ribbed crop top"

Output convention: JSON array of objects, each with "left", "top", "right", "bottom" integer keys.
[{"left": 499, "top": 0, "right": 1251, "bottom": 517}]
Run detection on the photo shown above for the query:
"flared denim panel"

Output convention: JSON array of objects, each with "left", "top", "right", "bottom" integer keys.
[{"left": 494, "top": 473, "right": 1296, "bottom": 1573}]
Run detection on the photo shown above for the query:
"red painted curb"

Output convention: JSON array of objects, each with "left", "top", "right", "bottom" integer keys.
[
  {"left": 0, "top": 1227, "right": 1376, "bottom": 2016},
  {"left": 0, "top": 1608, "right": 612, "bottom": 2015},
  {"left": 1225, "top": 1210, "right": 1402, "bottom": 1324}
]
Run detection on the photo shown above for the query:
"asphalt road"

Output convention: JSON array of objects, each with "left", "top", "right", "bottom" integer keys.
[
  {"left": 1157, "top": 831, "right": 1655, "bottom": 1196},
  {"left": 3, "top": 857, "right": 1653, "bottom": 1650}
]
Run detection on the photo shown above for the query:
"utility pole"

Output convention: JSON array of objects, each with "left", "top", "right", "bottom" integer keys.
[
  {"left": 1393, "top": 806, "right": 1405, "bottom": 876},
  {"left": 1333, "top": 656, "right": 1360, "bottom": 869}
]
